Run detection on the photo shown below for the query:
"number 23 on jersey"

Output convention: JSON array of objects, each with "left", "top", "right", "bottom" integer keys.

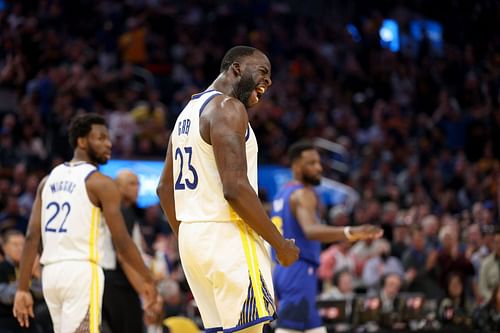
[{"left": 174, "top": 146, "right": 198, "bottom": 190}]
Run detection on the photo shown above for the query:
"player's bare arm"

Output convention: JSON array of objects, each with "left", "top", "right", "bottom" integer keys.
[
  {"left": 157, "top": 136, "right": 180, "bottom": 237},
  {"left": 86, "top": 172, "right": 157, "bottom": 306},
  {"left": 13, "top": 177, "right": 47, "bottom": 327},
  {"left": 204, "top": 96, "right": 299, "bottom": 266},
  {"left": 292, "top": 188, "right": 383, "bottom": 242}
]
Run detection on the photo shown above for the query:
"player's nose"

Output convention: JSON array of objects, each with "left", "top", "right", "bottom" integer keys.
[{"left": 264, "top": 76, "right": 272, "bottom": 88}]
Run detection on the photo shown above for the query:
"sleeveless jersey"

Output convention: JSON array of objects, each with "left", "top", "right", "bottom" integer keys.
[
  {"left": 171, "top": 90, "right": 258, "bottom": 222},
  {"left": 40, "top": 162, "right": 113, "bottom": 267},
  {"left": 271, "top": 182, "right": 321, "bottom": 266}
]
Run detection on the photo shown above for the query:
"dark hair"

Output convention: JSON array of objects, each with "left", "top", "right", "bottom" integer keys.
[
  {"left": 288, "top": 140, "right": 316, "bottom": 163},
  {"left": 333, "top": 268, "right": 351, "bottom": 286},
  {"left": 220, "top": 46, "right": 257, "bottom": 73},
  {"left": 68, "top": 113, "right": 107, "bottom": 149},
  {"left": 446, "top": 272, "right": 466, "bottom": 307},
  {"left": 1, "top": 229, "right": 23, "bottom": 246}
]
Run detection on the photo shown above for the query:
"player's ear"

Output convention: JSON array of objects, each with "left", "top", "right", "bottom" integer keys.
[
  {"left": 77, "top": 136, "right": 87, "bottom": 149},
  {"left": 231, "top": 62, "right": 241, "bottom": 77}
]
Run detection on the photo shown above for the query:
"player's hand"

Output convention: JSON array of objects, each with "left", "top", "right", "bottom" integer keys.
[
  {"left": 144, "top": 294, "right": 163, "bottom": 325},
  {"left": 276, "top": 238, "right": 300, "bottom": 267},
  {"left": 141, "top": 281, "right": 158, "bottom": 312},
  {"left": 13, "top": 290, "right": 34, "bottom": 328},
  {"left": 350, "top": 225, "right": 383, "bottom": 241}
]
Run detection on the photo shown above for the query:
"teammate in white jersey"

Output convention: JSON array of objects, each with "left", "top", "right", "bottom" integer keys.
[
  {"left": 13, "top": 114, "right": 157, "bottom": 333},
  {"left": 157, "top": 46, "right": 300, "bottom": 333}
]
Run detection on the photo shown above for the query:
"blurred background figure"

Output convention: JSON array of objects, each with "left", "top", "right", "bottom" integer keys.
[
  {"left": 102, "top": 169, "right": 145, "bottom": 333},
  {"left": 0, "top": 230, "right": 51, "bottom": 333}
]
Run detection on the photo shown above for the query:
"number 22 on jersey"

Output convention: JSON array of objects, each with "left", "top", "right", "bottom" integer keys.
[{"left": 45, "top": 201, "right": 71, "bottom": 233}]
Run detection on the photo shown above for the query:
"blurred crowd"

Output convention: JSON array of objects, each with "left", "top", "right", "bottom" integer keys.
[{"left": 0, "top": 0, "right": 500, "bottom": 332}]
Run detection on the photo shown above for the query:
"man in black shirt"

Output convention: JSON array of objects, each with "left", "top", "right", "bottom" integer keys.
[{"left": 102, "top": 170, "right": 145, "bottom": 333}]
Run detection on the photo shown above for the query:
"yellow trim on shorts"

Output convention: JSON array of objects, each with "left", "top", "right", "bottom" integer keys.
[
  {"left": 237, "top": 221, "right": 269, "bottom": 318},
  {"left": 89, "top": 207, "right": 100, "bottom": 333}
]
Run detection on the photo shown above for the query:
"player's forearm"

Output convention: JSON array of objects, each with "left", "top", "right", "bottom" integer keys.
[
  {"left": 115, "top": 238, "right": 154, "bottom": 284},
  {"left": 157, "top": 186, "right": 180, "bottom": 237},
  {"left": 17, "top": 236, "right": 39, "bottom": 292},
  {"left": 118, "top": 254, "right": 147, "bottom": 294},
  {"left": 224, "top": 182, "right": 285, "bottom": 250},
  {"left": 303, "top": 224, "right": 347, "bottom": 243}
]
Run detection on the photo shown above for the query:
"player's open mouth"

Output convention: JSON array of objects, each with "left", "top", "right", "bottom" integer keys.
[{"left": 255, "top": 86, "right": 266, "bottom": 100}]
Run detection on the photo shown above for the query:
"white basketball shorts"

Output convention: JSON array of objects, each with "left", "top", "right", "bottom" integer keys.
[
  {"left": 179, "top": 220, "right": 276, "bottom": 333},
  {"left": 42, "top": 260, "right": 104, "bottom": 333}
]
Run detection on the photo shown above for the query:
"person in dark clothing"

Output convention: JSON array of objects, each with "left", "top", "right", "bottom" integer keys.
[
  {"left": 474, "top": 283, "right": 500, "bottom": 333},
  {"left": 102, "top": 170, "right": 145, "bottom": 333},
  {"left": 0, "top": 230, "right": 45, "bottom": 333}
]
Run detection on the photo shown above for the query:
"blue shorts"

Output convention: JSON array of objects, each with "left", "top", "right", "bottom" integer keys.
[{"left": 273, "top": 260, "right": 322, "bottom": 331}]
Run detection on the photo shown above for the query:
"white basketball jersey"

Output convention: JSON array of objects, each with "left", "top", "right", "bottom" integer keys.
[
  {"left": 172, "top": 90, "right": 258, "bottom": 222},
  {"left": 40, "top": 162, "right": 114, "bottom": 268}
]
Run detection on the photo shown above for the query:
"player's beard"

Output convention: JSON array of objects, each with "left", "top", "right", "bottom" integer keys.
[
  {"left": 303, "top": 174, "right": 321, "bottom": 186},
  {"left": 88, "top": 144, "right": 108, "bottom": 165},
  {"left": 234, "top": 72, "right": 256, "bottom": 108}
]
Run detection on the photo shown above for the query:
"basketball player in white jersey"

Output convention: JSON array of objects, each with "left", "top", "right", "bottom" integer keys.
[
  {"left": 157, "top": 46, "right": 300, "bottom": 333},
  {"left": 13, "top": 114, "right": 157, "bottom": 333}
]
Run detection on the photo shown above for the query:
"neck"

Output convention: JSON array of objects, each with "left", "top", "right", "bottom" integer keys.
[
  {"left": 71, "top": 150, "right": 96, "bottom": 166},
  {"left": 208, "top": 73, "right": 235, "bottom": 97}
]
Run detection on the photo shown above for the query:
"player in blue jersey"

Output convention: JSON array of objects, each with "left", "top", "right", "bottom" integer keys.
[{"left": 271, "top": 141, "right": 383, "bottom": 333}]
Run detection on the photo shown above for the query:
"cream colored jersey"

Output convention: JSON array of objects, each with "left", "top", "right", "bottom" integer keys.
[
  {"left": 40, "top": 162, "right": 113, "bottom": 268},
  {"left": 172, "top": 90, "right": 258, "bottom": 222}
]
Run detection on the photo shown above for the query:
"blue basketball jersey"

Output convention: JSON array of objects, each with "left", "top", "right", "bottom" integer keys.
[{"left": 270, "top": 182, "right": 321, "bottom": 266}]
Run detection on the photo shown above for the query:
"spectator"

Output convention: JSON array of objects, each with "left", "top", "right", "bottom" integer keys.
[
  {"left": 438, "top": 273, "right": 473, "bottom": 331},
  {"left": 362, "top": 239, "right": 404, "bottom": 292},
  {"left": 436, "top": 224, "right": 475, "bottom": 290},
  {"left": 401, "top": 227, "right": 441, "bottom": 298},
  {"left": 318, "top": 241, "right": 359, "bottom": 288},
  {"left": 473, "top": 283, "right": 500, "bottom": 333},
  {"left": 320, "top": 269, "right": 355, "bottom": 300},
  {"left": 0, "top": 230, "right": 48, "bottom": 332},
  {"left": 478, "top": 229, "right": 500, "bottom": 301}
]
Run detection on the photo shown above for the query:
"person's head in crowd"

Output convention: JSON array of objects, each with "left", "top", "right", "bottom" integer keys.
[
  {"left": 480, "top": 224, "right": 496, "bottom": 252},
  {"left": 115, "top": 169, "right": 140, "bottom": 206},
  {"left": 333, "top": 269, "right": 354, "bottom": 296},
  {"left": 12, "top": 161, "right": 27, "bottom": 186},
  {"left": 439, "top": 224, "right": 459, "bottom": 253},
  {"left": 1, "top": 229, "right": 24, "bottom": 265},
  {"left": 464, "top": 223, "right": 482, "bottom": 249},
  {"left": 374, "top": 238, "right": 391, "bottom": 260},
  {"left": 421, "top": 214, "right": 440, "bottom": 239},
  {"left": 365, "top": 199, "right": 381, "bottom": 224},
  {"left": 353, "top": 201, "right": 370, "bottom": 225},
  {"left": 482, "top": 201, "right": 496, "bottom": 225},
  {"left": 472, "top": 202, "right": 485, "bottom": 224},
  {"left": 1, "top": 194, "right": 20, "bottom": 216},
  {"left": 328, "top": 205, "right": 349, "bottom": 226},
  {"left": 382, "top": 202, "right": 398, "bottom": 225},
  {"left": 392, "top": 217, "right": 409, "bottom": 243},
  {"left": 381, "top": 273, "right": 402, "bottom": 301},
  {"left": 446, "top": 272, "right": 465, "bottom": 305},
  {"left": 494, "top": 228, "right": 500, "bottom": 258},
  {"left": 410, "top": 226, "right": 426, "bottom": 252}
]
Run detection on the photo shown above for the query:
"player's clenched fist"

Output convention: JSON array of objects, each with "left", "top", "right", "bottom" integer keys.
[{"left": 276, "top": 238, "right": 300, "bottom": 266}]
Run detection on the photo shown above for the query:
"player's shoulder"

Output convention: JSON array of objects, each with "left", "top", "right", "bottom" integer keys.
[
  {"left": 206, "top": 94, "right": 246, "bottom": 115},
  {"left": 85, "top": 170, "right": 115, "bottom": 188},
  {"left": 290, "top": 186, "right": 317, "bottom": 204}
]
